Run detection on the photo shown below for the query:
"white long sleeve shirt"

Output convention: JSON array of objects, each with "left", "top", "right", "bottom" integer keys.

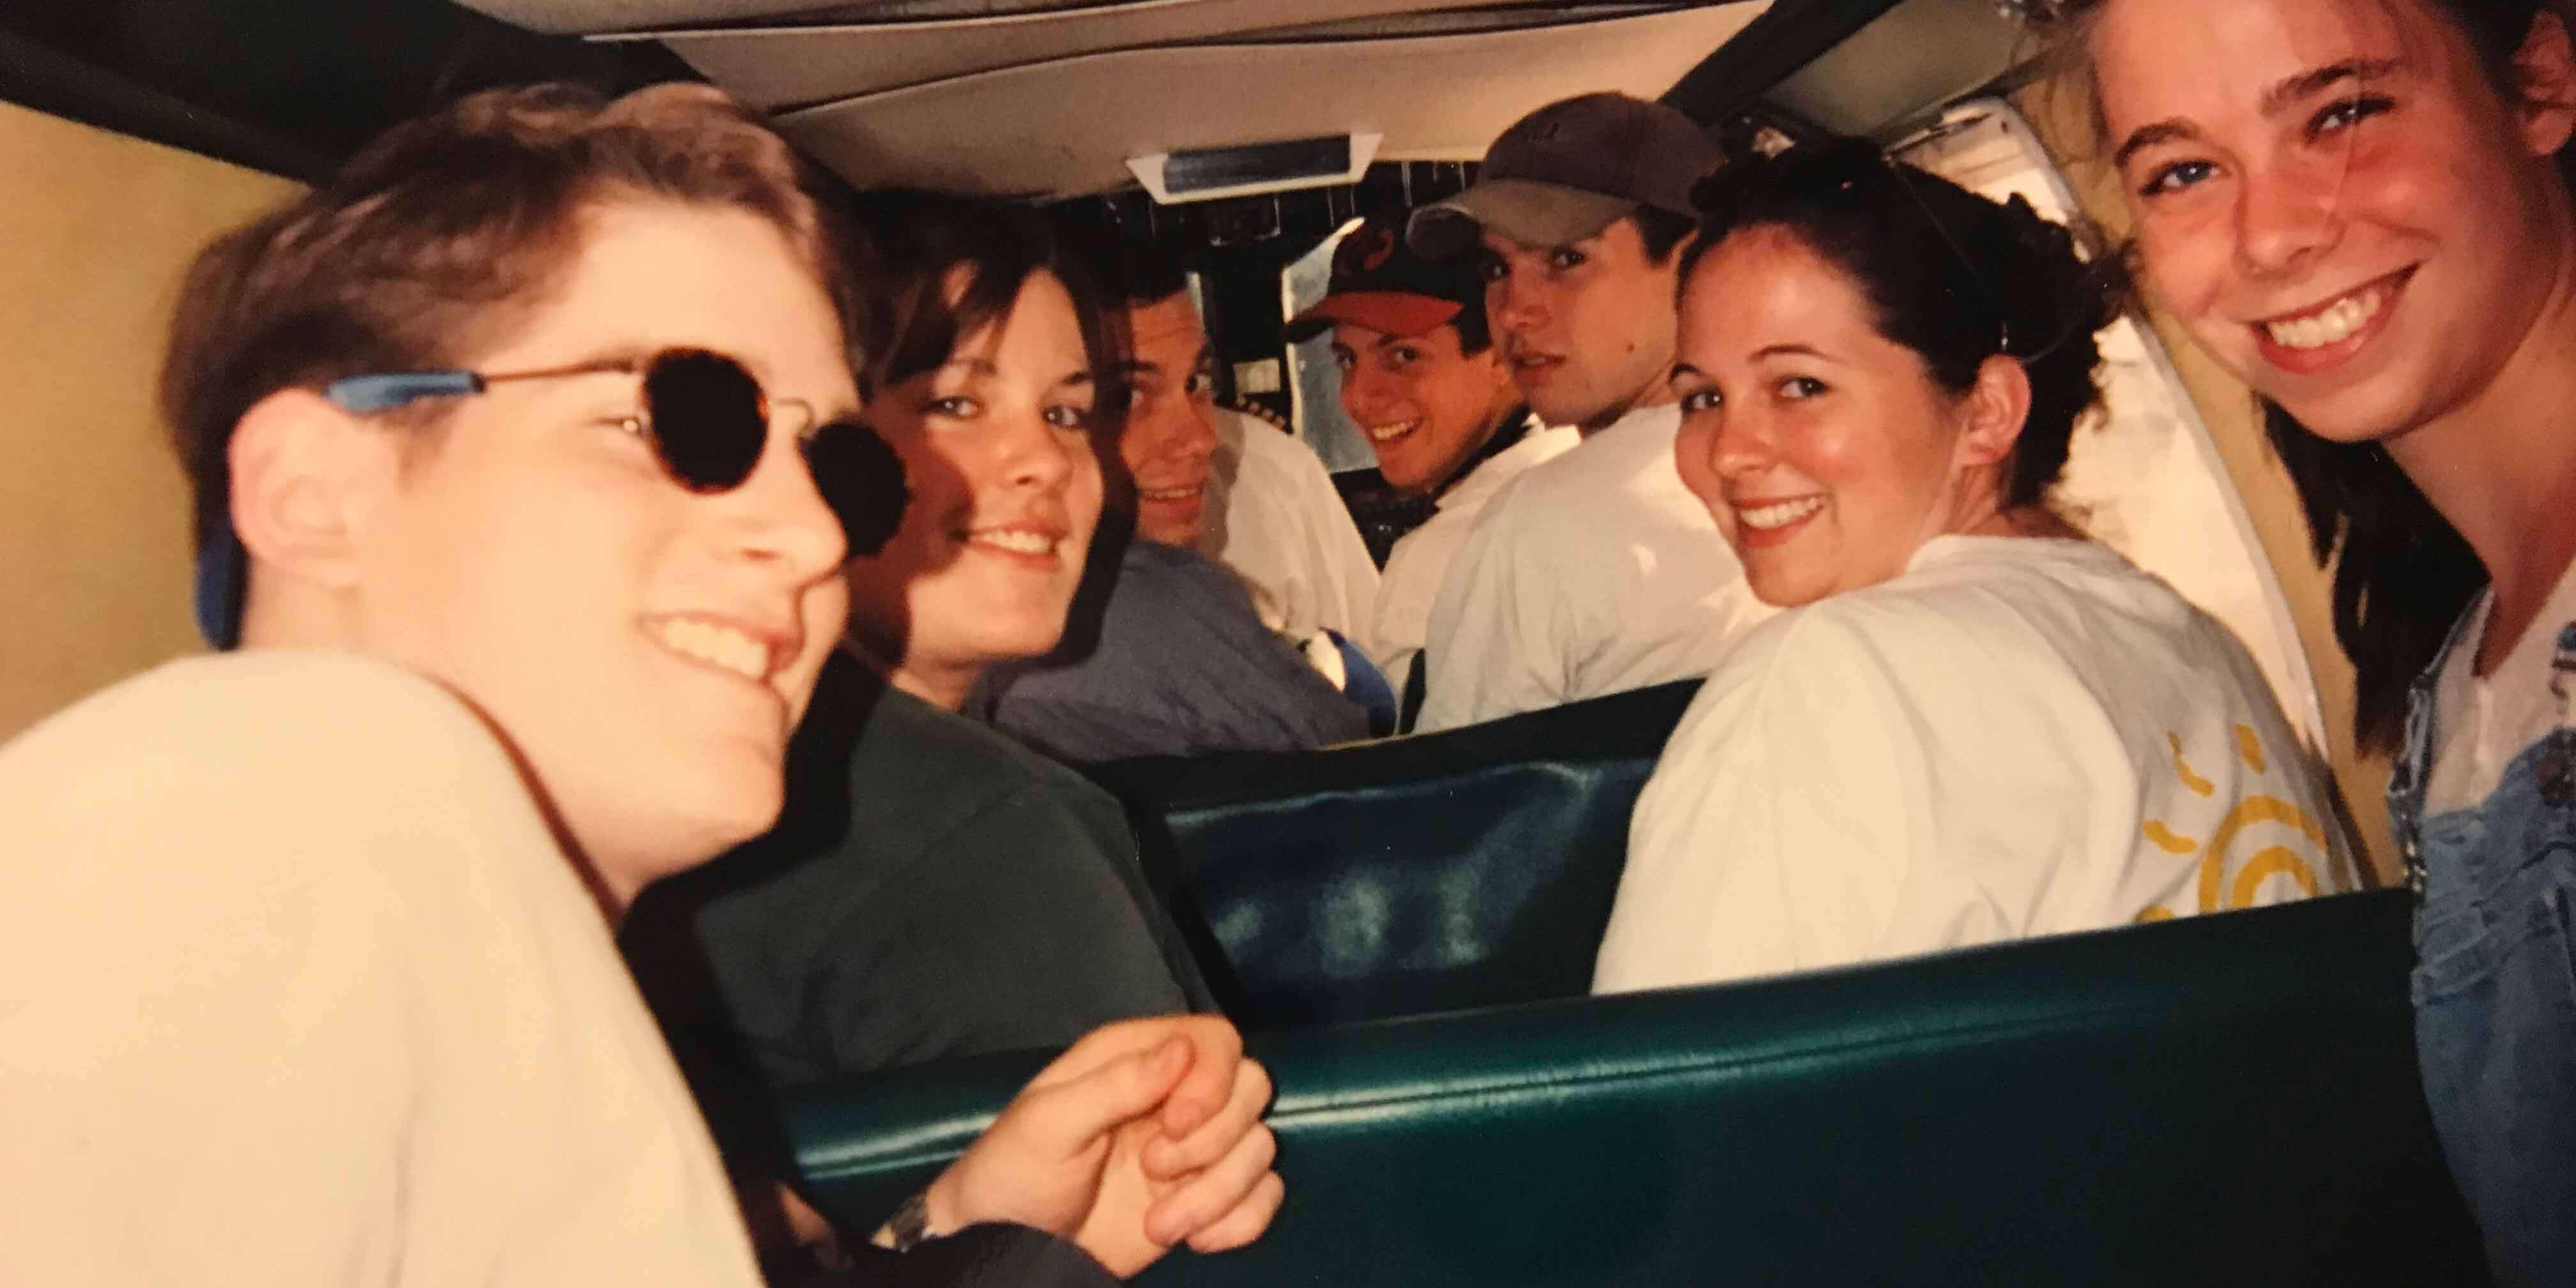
[
  {"left": 1370, "top": 422, "right": 1581, "bottom": 683},
  {"left": 1595, "top": 537, "right": 2357, "bottom": 995},
  {"left": 1414, "top": 404, "right": 1769, "bottom": 732},
  {"left": 1207, "top": 408, "right": 1381, "bottom": 656}
]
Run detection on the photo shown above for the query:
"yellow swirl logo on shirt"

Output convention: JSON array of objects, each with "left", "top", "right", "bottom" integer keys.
[{"left": 2135, "top": 724, "right": 2330, "bottom": 922}]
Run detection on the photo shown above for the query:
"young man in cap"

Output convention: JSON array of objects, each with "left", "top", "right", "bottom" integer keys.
[
  {"left": 1286, "top": 211, "right": 1579, "bottom": 701},
  {"left": 1406, "top": 91, "right": 1771, "bottom": 731},
  {"left": 0, "top": 84, "right": 1277, "bottom": 1287}
]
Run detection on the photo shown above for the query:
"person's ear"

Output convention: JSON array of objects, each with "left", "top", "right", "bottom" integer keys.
[
  {"left": 2513, "top": 9, "right": 2576, "bottom": 158},
  {"left": 227, "top": 388, "right": 400, "bottom": 595},
  {"left": 1956, "top": 352, "right": 2032, "bottom": 472}
]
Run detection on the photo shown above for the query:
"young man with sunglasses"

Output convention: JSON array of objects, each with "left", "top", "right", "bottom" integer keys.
[
  {"left": 1405, "top": 93, "right": 1771, "bottom": 732},
  {"left": 0, "top": 84, "right": 1277, "bottom": 1287}
]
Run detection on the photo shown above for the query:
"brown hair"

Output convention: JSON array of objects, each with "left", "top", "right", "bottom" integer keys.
[
  {"left": 849, "top": 190, "right": 1133, "bottom": 434},
  {"left": 1683, "top": 141, "right": 2119, "bottom": 512},
  {"left": 2034, "top": 0, "right": 2564, "bottom": 753},
  {"left": 160, "top": 81, "right": 862, "bottom": 560}
]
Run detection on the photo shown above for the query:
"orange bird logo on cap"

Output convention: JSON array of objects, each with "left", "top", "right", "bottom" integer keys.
[{"left": 1338, "top": 223, "right": 1397, "bottom": 277}]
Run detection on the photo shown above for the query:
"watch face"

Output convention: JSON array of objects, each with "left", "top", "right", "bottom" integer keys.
[{"left": 881, "top": 1188, "right": 933, "bottom": 1252}]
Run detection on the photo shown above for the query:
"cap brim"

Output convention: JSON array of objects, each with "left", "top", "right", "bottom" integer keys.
[
  {"left": 1406, "top": 179, "right": 1639, "bottom": 257},
  {"left": 1285, "top": 291, "right": 1464, "bottom": 342}
]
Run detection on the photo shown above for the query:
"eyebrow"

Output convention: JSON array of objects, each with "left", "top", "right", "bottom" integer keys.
[
  {"left": 1752, "top": 343, "right": 1828, "bottom": 361},
  {"left": 2113, "top": 57, "right": 2404, "bottom": 169},
  {"left": 2263, "top": 57, "right": 2402, "bottom": 116},
  {"left": 1669, "top": 362, "right": 1707, "bottom": 384},
  {"left": 1118, "top": 344, "right": 1215, "bottom": 380},
  {"left": 938, "top": 356, "right": 999, "bottom": 376},
  {"left": 2112, "top": 121, "right": 2196, "bottom": 171}
]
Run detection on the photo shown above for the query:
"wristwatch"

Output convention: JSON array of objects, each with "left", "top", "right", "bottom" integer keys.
[{"left": 874, "top": 1188, "right": 934, "bottom": 1254}]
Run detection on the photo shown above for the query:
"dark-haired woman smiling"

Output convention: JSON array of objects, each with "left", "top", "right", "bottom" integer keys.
[
  {"left": 1594, "top": 145, "right": 2356, "bottom": 993},
  {"left": 638, "top": 195, "right": 1208, "bottom": 1094}
]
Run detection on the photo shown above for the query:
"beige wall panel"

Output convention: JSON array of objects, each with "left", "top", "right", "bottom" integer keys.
[
  {"left": 0, "top": 102, "right": 302, "bottom": 739},
  {"left": 2017, "top": 86, "right": 2398, "bottom": 887}
]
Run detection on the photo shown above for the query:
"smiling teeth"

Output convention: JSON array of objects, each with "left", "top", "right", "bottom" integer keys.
[
  {"left": 1367, "top": 420, "right": 1420, "bottom": 443},
  {"left": 1738, "top": 496, "right": 1826, "bottom": 530},
  {"left": 973, "top": 528, "right": 1059, "bottom": 555},
  {"left": 654, "top": 617, "right": 767, "bottom": 680},
  {"left": 2266, "top": 286, "right": 2386, "bottom": 349},
  {"left": 1139, "top": 486, "right": 1201, "bottom": 502}
]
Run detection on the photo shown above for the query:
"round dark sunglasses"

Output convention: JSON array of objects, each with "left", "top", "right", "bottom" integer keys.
[{"left": 323, "top": 348, "right": 905, "bottom": 554}]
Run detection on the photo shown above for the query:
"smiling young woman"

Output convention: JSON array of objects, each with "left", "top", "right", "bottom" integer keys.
[
  {"left": 627, "top": 194, "right": 1214, "bottom": 1100},
  {"left": 2048, "top": 0, "right": 2576, "bottom": 1275},
  {"left": 1593, "top": 141, "right": 2354, "bottom": 1002}
]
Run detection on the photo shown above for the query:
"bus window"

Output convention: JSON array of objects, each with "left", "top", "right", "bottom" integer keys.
[{"left": 1899, "top": 99, "right": 2331, "bottom": 751}]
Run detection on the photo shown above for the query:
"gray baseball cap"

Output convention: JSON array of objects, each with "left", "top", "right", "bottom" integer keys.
[{"left": 1408, "top": 92, "right": 1722, "bottom": 257}]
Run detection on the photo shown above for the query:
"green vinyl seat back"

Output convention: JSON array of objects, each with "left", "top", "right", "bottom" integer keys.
[
  {"left": 1089, "top": 678, "right": 1703, "bottom": 1029},
  {"left": 785, "top": 891, "right": 2487, "bottom": 1286}
]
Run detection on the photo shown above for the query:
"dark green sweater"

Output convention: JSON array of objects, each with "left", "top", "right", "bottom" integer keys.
[{"left": 631, "top": 654, "right": 1208, "bottom": 1092}]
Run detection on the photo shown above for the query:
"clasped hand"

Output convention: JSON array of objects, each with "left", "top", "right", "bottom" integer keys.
[{"left": 907, "top": 1016, "right": 1282, "bottom": 1277}]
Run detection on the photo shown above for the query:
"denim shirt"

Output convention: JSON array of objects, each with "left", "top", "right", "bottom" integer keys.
[{"left": 2388, "top": 613, "right": 2576, "bottom": 1287}]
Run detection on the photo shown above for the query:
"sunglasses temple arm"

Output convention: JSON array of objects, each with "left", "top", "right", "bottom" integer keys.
[{"left": 323, "top": 371, "right": 487, "bottom": 413}]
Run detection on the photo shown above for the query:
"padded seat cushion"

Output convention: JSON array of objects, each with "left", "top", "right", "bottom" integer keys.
[
  {"left": 1092, "top": 679, "right": 1703, "bottom": 1027},
  {"left": 785, "top": 891, "right": 2486, "bottom": 1285}
]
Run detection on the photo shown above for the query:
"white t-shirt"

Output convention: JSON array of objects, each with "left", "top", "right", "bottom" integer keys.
[
  {"left": 1595, "top": 537, "right": 2356, "bottom": 995},
  {"left": 0, "top": 653, "right": 763, "bottom": 1288},
  {"left": 1370, "top": 422, "right": 1581, "bottom": 682},
  {"left": 1206, "top": 408, "right": 1381, "bottom": 657},
  {"left": 1414, "top": 403, "right": 1770, "bottom": 732},
  {"left": 2425, "top": 558, "right": 2576, "bottom": 815}
]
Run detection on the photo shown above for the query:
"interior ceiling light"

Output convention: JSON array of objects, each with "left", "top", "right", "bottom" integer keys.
[{"left": 1127, "top": 133, "right": 1383, "bottom": 205}]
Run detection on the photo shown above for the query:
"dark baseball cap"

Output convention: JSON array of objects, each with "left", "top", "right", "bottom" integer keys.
[
  {"left": 1408, "top": 92, "right": 1722, "bottom": 257},
  {"left": 1285, "top": 212, "right": 1482, "bottom": 342}
]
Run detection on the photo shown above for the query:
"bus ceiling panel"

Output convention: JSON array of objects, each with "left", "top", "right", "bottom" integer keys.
[
  {"left": 652, "top": 0, "right": 1600, "bottom": 111},
  {"left": 441, "top": 0, "right": 993, "bottom": 37},
  {"left": 765, "top": 2, "right": 1767, "bottom": 200},
  {"left": 448, "top": 0, "right": 1625, "bottom": 37},
  {"left": 0, "top": 0, "right": 689, "bottom": 173},
  {"left": 1759, "top": 0, "right": 2034, "bottom": 141}
]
